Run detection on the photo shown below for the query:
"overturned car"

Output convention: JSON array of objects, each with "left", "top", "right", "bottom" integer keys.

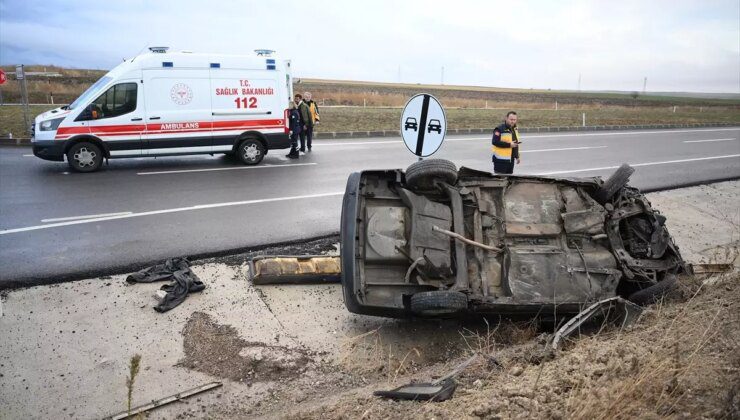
[{"left": 340, "top": 159, "right": 687, "bottom": 318}]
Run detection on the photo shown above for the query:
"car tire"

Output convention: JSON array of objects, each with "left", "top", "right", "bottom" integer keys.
[
  {"left": 410, "top": 291, "right": 468, "bottom": 317},
  {"left": 237, "top": 138, "right": 265, "bottom": 165},
  {"left": 627, "top": 274, "right": 677, "bottom": 306},
  {"left": 67, "top": 142, "right": 103, "bottom": 173},
  {"left": 594, "top": 163, "right": 634, "bottom": 204},
  {"left": 405, "top": 159, "right": 458, "bottom": 190}
]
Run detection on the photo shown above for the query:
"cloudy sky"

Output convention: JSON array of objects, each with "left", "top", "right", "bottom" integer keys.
[{"left": 1, "top": 0, "right": 738, "bottom": 92}]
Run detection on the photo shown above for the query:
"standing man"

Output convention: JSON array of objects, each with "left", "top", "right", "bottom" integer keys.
[
  {"left": 304, "top": 92, "right": 320, "bottom": 152},
  {"left": 491, "top": 111, "right": 521, "bottom": 174},
  {"left": 294, "top": 94, "right": 312, "bottom": 152}
]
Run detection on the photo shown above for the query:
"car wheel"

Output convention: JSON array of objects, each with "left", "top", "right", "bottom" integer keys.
[
  {"left": 238, "top": 138, "right": 265, "bottom": 165},
  {"left": 67, "top": 142, "right": 103, "bottom": 173},
  {"left": 410, "top": 291, "right": 468, "bottom": 317},
  {"left": 627, "top": 274, "right": 677, "bottom": 306},
  {"left": 595, "top": 163, "right": 634, "bottom": 204},
  {"left": 405, "top": 159, "right": 458, "bottom": 190}
]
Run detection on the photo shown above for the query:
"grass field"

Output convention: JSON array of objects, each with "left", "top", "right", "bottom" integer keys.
[
  {"left": 2, "top": 103, "right": 739, "bottom": 138},
  {"left": 1, "top": 65, "right": 738, "bottom": 137}
]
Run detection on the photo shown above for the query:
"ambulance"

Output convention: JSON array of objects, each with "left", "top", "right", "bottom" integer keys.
[{"left": 31, "top": 47, "right": 293, "bottom": 172}]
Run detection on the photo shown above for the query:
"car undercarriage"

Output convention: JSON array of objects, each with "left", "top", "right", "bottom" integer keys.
[{"left": 340, "top": 159, "right": 687, "bottom": 319}]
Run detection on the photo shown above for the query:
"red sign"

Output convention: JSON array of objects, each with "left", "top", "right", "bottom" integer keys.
[{"left": 0, "top": 70, "right": 6, "bottom": 85}]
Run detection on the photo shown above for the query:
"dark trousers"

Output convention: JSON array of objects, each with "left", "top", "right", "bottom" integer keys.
[
  {"left": 289, "top": 132, "right": 300, "bottom": 154},
  {"left": 299, "top": 131, "right": 307, "bottom": 151},
  {"left": 304, "top": 126, "right": 314, "bottom": 150},
  {"left": 493, "top": 159, "right": 514, "bottom": 174}
]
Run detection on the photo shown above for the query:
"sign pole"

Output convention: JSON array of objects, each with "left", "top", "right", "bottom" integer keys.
[{"left": 16, "top": 65, "right": 30, "bottom": 134}]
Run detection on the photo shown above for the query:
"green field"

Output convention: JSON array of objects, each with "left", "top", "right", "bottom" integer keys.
[{"left": 1, "top": 104, "right": 739, "bottom": 138}]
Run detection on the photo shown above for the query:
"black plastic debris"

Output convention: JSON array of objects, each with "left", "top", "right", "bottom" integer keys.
[
  {"left": 373, "top": 378, "right": 457, "bottom": 402},
  {"left": 126, "top": 258, "right": 205, "bottom": 312}
]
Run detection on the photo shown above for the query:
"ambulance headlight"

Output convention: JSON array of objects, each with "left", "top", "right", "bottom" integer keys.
[{"left": 40, "top": 117, "right": 65, "bottom": 131}]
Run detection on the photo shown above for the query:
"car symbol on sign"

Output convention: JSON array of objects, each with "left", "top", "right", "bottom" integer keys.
[
  {"left": 427, "top": 119, "right": 442, "bottom": 134},
  {"left": 404, "top": 117, "right": 418, "bottom": 131}
]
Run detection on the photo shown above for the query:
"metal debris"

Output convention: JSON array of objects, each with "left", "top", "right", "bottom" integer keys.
[
  {"left": 104, "top": 381, "right": 222, "bottom": 420},
  {"left": 551, "top": 297, "right": 643, "bottom": 350},
  {"left": 249, "top": 255, "right": 340, "bottom": 285}
]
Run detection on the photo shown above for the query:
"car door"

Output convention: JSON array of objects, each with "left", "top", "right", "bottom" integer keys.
[
  {"left": 84, "top": 81, "right": 145, "bottom": 157},
  {"left": 142, "top": 69, "right": 212, "bottom": 155}
]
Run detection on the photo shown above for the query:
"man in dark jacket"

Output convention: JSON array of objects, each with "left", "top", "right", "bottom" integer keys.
[
  {"left": 286, "top": 102, "right": 302, "bottom": 159},
  {"left": 491, "top": 111, "right": 521, "bottom": 174},
  {"left": 294, "top": 94, "right": 313, "bottom": 152}
]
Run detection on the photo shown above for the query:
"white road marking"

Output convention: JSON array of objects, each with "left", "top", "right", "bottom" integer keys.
[
  {"left": 23, "top": 154, "right": 34, "bottom": 157},
  {"left": 42, "top": 212, "right": 133, "bottom": 223},
  {"left": 314, "top": 127, "right": 740, "bottom": 146},
  {"left": 535, "top": 154, "right": 740, "bottom": 175},
  {"left": 683, "top": 138, "right": 737, "bottom": 144},
  {"left": 0, "top": 192, "right": 344, "bottom": 235},
  {"left": 137, "top": 162, "right": 317, "bottom": 175},
  {"left": 522, "top": 146, "right": 607, "bottom": 153}
]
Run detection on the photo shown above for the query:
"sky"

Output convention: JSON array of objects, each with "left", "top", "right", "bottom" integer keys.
[{"left": 1, "top": 0, "right": 739, "bottom": 93}]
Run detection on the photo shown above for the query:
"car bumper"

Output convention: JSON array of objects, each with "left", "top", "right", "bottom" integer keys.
[{"left": 32, "top": 140, "right": 65, "bottom": 162}]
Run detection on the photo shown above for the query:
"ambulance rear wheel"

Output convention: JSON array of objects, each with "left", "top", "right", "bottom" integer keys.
[
  {"left": 238, "top": 139, "right": 265, "bottom": 165},
  {"left": 67, "top": 142, "right": 103, "bottom": 173}
]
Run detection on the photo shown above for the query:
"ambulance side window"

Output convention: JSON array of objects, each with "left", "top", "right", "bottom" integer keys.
[{"left": 87, "top": 83, "right": 138, "bottom": 120}]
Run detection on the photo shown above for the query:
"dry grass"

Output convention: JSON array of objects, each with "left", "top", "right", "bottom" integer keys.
[
  {"left": 339, "top": 327, "right": 424, "bottom": 384},
  {"left": 315, "top": 106, "right": 740, "bottom": 133},
  {"left": 292, "top": 272, "right": 740, "bottom": 420}
]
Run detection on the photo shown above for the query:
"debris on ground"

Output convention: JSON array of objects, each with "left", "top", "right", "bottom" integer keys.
[
  {"left": 551, "top": 296, "right": 644, "bottom": 350},
  {"left": 373, "top": 354, "right": 479, "bottom": 402},
  {"left": 104, "top": 381, "right": 222, "bottom": 420},
  {"left": 126, "top": 257, "right": 205, "bottom": 312},
  {"left": 248, "top": 255, "right": 341, "bottom": 285}
]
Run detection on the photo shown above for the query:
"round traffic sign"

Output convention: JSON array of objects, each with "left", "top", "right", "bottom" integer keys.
[
  {"left": 0, "top": 70, "right": 6, "bottom": 85},
  {"left": 400, "top": 93, "right": 446, "bottom": 157}
]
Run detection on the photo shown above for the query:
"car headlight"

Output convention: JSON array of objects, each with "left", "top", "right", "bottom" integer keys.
[{"left": 39, "top": 117, "right": 65, "bottom": 131}]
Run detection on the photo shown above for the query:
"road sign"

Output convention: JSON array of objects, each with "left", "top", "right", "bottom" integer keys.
[
  {"left": 400, "top": 93, "right": 446, "bottom": 157},
  {"left": 15, "top": 65, "right": 24, "bottom": 80},
  {"left": 0, "top": 70, "right": 6, "bottom": 85}
]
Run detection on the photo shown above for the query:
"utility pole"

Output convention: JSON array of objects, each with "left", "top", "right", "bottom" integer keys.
[
  {"left": 642, "top": 77, "right": 647, "bottom": 93},
  {"left": 441, "top": 66, "right": 445, "bottom": 85},
  {"left": 578, "top": 73, "right": 581, "bottom": 91},
  {"left": 398, "top": 65, "right": 401, "bottom": 83}
]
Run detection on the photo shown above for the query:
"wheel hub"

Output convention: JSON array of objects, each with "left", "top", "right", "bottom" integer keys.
[
  {"left": 73, "top": 147, "right": 96, "bottom": 168},
  {"left": 244, "top": 144, "right": 261, "bottom": 161}
]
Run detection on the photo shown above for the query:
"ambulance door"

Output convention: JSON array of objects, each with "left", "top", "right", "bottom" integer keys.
[
  {"left": 83, "top": 80, "right": 145, "bottom": 156},
  {"left": 142, "top": 69, "right": 212, "bottom": 155},
  {"left": 209, "top": 65, "right": 280, "bottom": 152}
]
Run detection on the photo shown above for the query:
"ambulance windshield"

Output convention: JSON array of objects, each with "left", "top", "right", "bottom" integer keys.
[{"left": 69, "top": 76, "right": 112, "bottom": 110}]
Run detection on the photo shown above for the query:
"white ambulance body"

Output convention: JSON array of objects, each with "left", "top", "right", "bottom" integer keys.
[{"left": 31, "top": 48, "right": 293, "bottom": 172}]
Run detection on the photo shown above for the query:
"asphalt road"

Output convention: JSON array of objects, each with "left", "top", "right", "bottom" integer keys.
[{"left": 1, "top": 127, "right": 739, "bottom": 287}]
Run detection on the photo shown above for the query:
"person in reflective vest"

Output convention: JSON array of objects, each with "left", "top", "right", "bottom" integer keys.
[{"left": 491, "top": 111, "right": 521, "bottom": 174}]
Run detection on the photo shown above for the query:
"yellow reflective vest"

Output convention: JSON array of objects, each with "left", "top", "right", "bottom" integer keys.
[{"left": 491, "top": 123, "right": 519, "bottom": 161}]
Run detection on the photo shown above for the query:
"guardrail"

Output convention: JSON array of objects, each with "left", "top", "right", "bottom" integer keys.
[{"left": 1, "top": 122, "right": 737, "bottom": 145}]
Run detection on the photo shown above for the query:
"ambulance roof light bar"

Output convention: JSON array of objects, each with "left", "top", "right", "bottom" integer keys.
[
  {"left": 149, "top": 47, "right": 169, "bottom": 53},
  {"left": 255, "top": 49, "right": 275, "bottom": 57}
]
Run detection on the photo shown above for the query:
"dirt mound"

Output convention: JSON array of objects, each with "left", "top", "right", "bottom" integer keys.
[
  {"left": 287, "top": 272, "right": 740, "bottom": 419},
  {"left": 179, "top": 311, "right": 313, "bottom": 383}
]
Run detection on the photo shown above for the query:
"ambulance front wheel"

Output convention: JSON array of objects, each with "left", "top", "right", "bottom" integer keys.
[
  {"left": 67, "top": 142, "right": 103, "bottom": 173},
  {"left": 237, "top": 138, "right": 265, "bottom": 165}
]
